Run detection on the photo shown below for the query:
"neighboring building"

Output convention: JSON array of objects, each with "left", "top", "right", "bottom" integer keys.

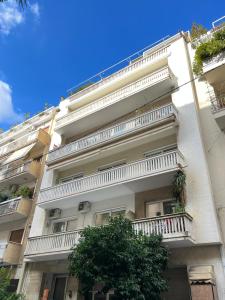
[
  {"left": 21, "top": 23, "right": 225, "bottom": 300},
  {"left": 0, "top": 107, "right": 57, "bottom": 293}
]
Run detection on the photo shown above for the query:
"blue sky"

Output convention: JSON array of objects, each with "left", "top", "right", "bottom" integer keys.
[{"left": 0, "top": 0, "right": 223, "bottom": 130}]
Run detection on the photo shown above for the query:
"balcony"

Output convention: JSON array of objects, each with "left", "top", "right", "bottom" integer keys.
[
  {"left": 47, "top": 104, "right": 177, "bottom": 165},
  {"left": 25, "top": 213, "right": 194, "bottom": 261},
  {"left": 56, "top": 67, "right": 176, "bottom": 137},
  {"left": 203, "top": 52, "right": 225, "bottom": 84},
  {"left": 39, "top": 150, "right": 184, "bottom": 209},
  {"left": 68, "top": 46, "right": 170, "bottom": 105},
  {"left": 0, "top": 242, "right": 22, "bottom": 265},
  {"left": 0, "top": 129, "right": 50, "bottom": 159},
  {"left": 0, "top": 160, "right": 41, "bottom": 188},
  {"left": 0, "top": 107, "right": 54, "bottom": 147},
  {"left": 0, "top": 197, "right": 32, "bottom": 224},
  {"left": 210, "top": 95, "right": 225, "bottom": 130}
]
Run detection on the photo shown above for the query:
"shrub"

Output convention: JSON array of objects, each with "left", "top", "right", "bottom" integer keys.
[
  {"left": 190, "top": 22, "right": 207, "bottom": 40},
  {"left": 15, "top": 186, "right": 33, "bottom": 199},
  {"left": 193, "top": 28, "right": 225, "bottom": 75}
]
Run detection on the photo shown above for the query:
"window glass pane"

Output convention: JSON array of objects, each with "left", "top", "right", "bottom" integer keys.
[
  {"left": 59, "top": 173, "right": 83, "bottom": 184},
  {"left": 146, "top": 202, "right": 163, "bottom": 218},
  {"left": 67, "top": 219, "right": 78, "bottom": 231},
  {"left": 53, "top": 222, "right": 66, "bottom": 233},
  {"left": 163, "top": 200, "right": 176, "bottom": 215},
  {"left": 7, "top": 279, "right": 19, "bottom": 293},
  {"left": 98, "top": 161, "right": 126, "bottom": 172},
  {"left": 9, "top": 229, "right": 24, "bottom": 243}
]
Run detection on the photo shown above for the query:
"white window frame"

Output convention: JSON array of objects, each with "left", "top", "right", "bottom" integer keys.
[
  {"left": 58, "top": 172, "right": 83, "bottom": 184},
  {"left": 98, "top": 160, "right": 126, "bottom": 172},
  {"left": 144, "top": 144, "right": 177, "bottom": 158},
  {"left": 51, "top": 217, "right": 78, "bottom": 233},
  {"left": 95, "top": 207, "right": 126, "bottom": 225},
  {"left": 145, "top": 198, "right": 176, "bottom": 217}
]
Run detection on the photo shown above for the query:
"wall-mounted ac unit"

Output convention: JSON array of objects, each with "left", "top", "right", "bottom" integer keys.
[
  {"left": 48, "top": 208, "right": 62, "bottom": 219},
  {"left": 78, "top": 201, "right": 91, "bottom": 214}
]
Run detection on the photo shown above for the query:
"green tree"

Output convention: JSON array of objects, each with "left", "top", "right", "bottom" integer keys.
[
  {"left": 0, "top": 268, "right": 24, "bottom": 300},
  {"left": 69, "top": 216, "right": 168, "bottom": 300},
  {"left": 190, "top": 22, "right": 207, "bottom": 40}
]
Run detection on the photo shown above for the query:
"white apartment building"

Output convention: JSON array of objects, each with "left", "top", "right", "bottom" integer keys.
[
  {"left": 22, "top": 24, "right": 225, "bottom": 300},
  {"left": 0, "top": 107, "right": 56, "bottom": 292}
]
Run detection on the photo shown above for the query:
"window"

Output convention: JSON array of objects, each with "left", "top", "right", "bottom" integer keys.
[
  {"left": 146, "top": 200, "right": 176, "bottom": 218},
  {"left": 9, "top": 229, "right": 24, "bottom": 244},
  {"left": 144, "top": 145, "right": 177, "bottom": 158},
  {"left": 95, "top": 209, "right": 126, "bottom": 226},
  {"left": 52, "top": 218, "right": 78, "bottom": 233},
  {"left": 98, "top": 161, "right": 126, "bottom": 172},
  {"left": 58, "top": 173, "right": 83, "bottom": 184},
  {"left": 53, "top": 222, "right": 66, "bottom": 233},
  {"left": 7, "top": 279, "right": 19, "bottom": 293}
]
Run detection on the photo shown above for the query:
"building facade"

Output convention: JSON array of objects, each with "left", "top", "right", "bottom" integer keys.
[
  {"left": 0, "top": 107, "right": 57, "bottom": 293},
  {"left": 15, "top": 24, "right": 225, "bottom": 300}
]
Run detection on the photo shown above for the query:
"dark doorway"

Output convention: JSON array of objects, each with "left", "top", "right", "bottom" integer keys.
[
  {"left": 163, "top": 267, "right": 191, "bottom": 300},
  {"left": 52, "top": 276, "right": 67, "bottom": 300}
]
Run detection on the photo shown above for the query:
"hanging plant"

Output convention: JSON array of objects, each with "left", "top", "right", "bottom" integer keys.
[{"left": 172, "top": 169, "right": 186, "bottom": 209}]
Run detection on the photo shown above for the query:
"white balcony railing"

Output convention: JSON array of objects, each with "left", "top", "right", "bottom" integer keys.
[
  {"left": 211, "top": 95, "right": 225, "bottom": 113},
  {"left": 68, "top": 46, "right": 170, "bottom": 99},
  {"left": 192, "top": 25, "right": 225, "bottom": 48},
  {"left": 0, "top": 162, "right": 30, "bottom": 181},
  {"left": 39, "top": 150, "right": 183, "bottom": 204},
  {"left": 0, "top": 160, "right": 39, "bottom": 182},
  {"left": 25, "top": 213, "right": 192, "bottom": 256},
  {"left": 0, "top": 197, "right": 20, "bottom": 216},
  {"left": 56, "top": 67, "right": 173, "bottom": 129},
  {"left": 0, "top": 131, "right": 38, "bottom": 159},
  {"left": 48, "top": 104, "right": 177, "bottom": 164}
]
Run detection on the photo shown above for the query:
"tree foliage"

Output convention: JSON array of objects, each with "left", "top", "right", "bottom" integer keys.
[
  {"left": 69, "top": 216, "right": 168, "bottom": 300},
  {"left": 0, "top": 268, "right": 24, "bottom": 300},
  {"left": 193, "top": 27, "right": 225, "bottom": 75},
  {"left": 190, "top": 22, "right": 207, "bottom": 40}
]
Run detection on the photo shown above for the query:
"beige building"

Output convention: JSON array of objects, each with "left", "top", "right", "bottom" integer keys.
[
  {"left": 0, "top": 107, "right": 57, "bottom": 292},
  {"left": 20, "top": 21, "right": 225, "bottom": 300}
]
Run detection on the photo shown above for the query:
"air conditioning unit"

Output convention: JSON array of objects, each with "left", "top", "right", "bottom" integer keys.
[
  {"left": 48, "top": 208, "right": 62, "bottom": 219},
  {"left": 78, "top": 201, "right": 91, "bottom": 213}
]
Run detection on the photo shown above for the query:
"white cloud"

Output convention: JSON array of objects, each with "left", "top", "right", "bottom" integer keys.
[
  {"left": 0, "top": 0, "right": 24, "bottom": 35},
  {"left": 0, "top": 80, "right": 23, "bottom": 125},
  {"left": 29, "top": 3, "right": 40, "bottom": 18},
  {"left": 0, "top": 1, "right": 40, "bottom": 35}
]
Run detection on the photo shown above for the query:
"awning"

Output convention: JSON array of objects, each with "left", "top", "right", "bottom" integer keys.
[
  {"left": 189, "top": 266, "right": 215, "bottom": 285},
  {"left": 3, "top": 143, "right": 36, "bottom": 165}
]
